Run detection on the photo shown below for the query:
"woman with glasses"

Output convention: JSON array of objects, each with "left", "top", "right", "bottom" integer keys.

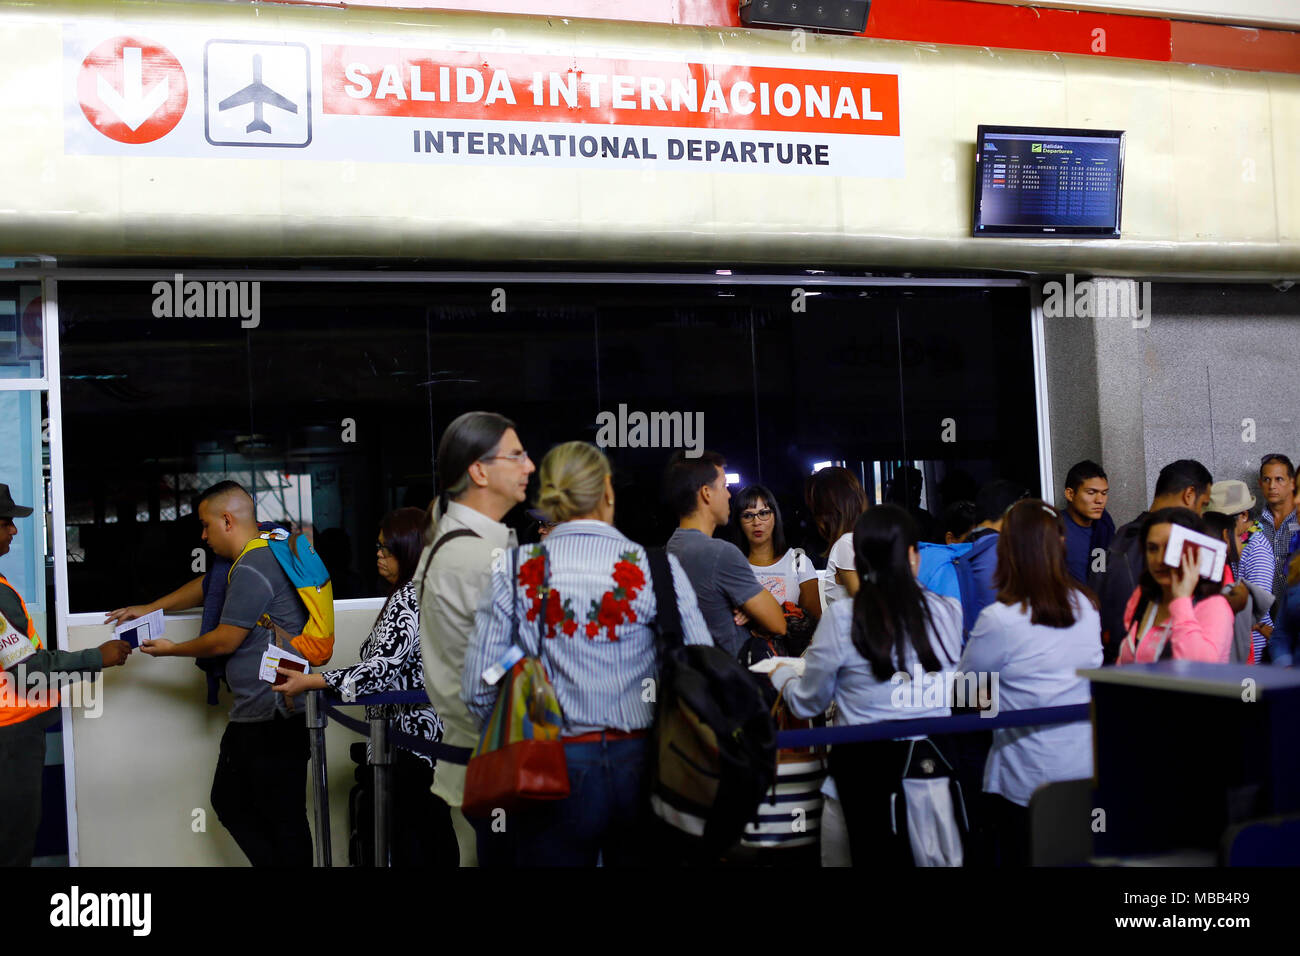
[
  {"left": 274, "top": 507, "right": 457, "bottom": 866},
  {"left": 734, "top": 485, "right": 820, "bottom": 658}
]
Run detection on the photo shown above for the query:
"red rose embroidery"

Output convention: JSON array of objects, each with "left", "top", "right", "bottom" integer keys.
[
  {"left": 519, "top": 555, "right": 545, "bottom": 588},
  {"left": 518, "top": 545, "right": 577, "bottom": 637},
  {"left": 518, "top": 550, "right": 547, "bottom": 621},
  {"left": 613, "top": 561, "right": 645, "bottom": 598},
  {"left": 545, "top": 591, "right": 566, "bottom": 627},
  {"left": 585, "top": 550, "right": 645, "bottom": 641},
  {"left": 598, "top": 592, "right": 622, "bottom": 625}
]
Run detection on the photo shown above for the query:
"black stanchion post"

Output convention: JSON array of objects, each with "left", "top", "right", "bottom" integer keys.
[
  {"left": 371, "top": 715, "right": 391, "bottom": 868},
  {"left": 306, "top": 690, "right": 332, "bottom": 867}
]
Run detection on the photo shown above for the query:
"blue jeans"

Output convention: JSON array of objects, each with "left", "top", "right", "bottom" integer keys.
[
  {"left": 510, "top": 736, "right": 651, "bottom": 867},
  {"left": 1271, "top": 582, "right": 1300, "bottom": 667}
]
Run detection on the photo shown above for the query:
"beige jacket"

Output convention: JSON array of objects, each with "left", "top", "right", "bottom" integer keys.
[{"left": 415, "top": 500, "right": 515, "bottom": 807}]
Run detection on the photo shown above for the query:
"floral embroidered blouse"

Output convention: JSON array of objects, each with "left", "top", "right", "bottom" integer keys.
[
  {"left": 322, "top": 581, "right": 444, "bottom": 768},
  {"left": 462, "top": 520, "right": 714, "bottom": 736}
]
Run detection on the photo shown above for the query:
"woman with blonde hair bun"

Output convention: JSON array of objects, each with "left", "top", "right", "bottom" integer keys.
[
  {"left": 535, "top": 441, "right": 609, "bottom": 523},
  {"left": 464, "top": 441, "right": 714, "bottom": 866}
]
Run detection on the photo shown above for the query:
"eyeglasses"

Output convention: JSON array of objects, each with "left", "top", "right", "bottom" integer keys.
[
  {"left": 481, "top": 450, "right": 531, "bottom": 464},
  {"left": 740, "top": 508, "right": 774, "bottom": 522},
  {"left": 375, "top": 541, "right": 392, "bottom": 556}
]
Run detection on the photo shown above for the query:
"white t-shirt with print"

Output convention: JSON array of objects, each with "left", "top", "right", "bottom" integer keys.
[
  {"left": 823, "top": 532, "right": 856, "bottom": 607},
  {"left": 817, "top": 534, "right": 857, "bottom": 807},
  {"left": 750, "top": 548, "right": 818, "bottom": 607}
]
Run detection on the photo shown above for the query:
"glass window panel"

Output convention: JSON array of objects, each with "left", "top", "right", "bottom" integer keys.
[
  {"left": 0, "top": 283, "right": 45, "bottom": 379},
  {"left": 896, "top": 287, "right": 1041, "bottom": 540},
  {"left": 0, "top": 390, "right": 46, "bottom": 612},
  {"left": 58, "top": 278, "right": 1037, "bottom": 608}
]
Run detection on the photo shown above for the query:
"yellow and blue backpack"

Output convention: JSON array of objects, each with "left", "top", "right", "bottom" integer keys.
[{"left": 240, "top": 529, "right": 335, "bottom": 666}]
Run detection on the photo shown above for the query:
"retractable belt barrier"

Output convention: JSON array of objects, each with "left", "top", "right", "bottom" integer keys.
[
  {"left": 319, "top": 692, "right": 473, "bottom": 764},
  {"left": 315, "top": 689, "right": 1091, "bottom": 763},
  {"left": 307, "top": 688, "right": 1091, "bottom": 866}
]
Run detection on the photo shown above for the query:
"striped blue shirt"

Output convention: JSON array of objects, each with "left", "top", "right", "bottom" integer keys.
[
  {"left": 1240, "top": 511, "right": 1298, "bottom": 660},
  {"left": 1258, "top": 508, "right": 1298, "bottom": 597},
  {"left": 462, "top": 520, "right": 714, "bottom": 736},
  {"left": 1240, "top": 532, "right": 1275, "bottom": 637}
]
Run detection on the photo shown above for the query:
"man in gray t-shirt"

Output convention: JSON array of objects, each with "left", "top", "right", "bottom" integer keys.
[
  {"left": 219, "top": 545, "right": 308, "bottom": 722},
  {"left": 141, "top": 481, "right": 313, "bottom": 866},
  {"left": 667, "top": 527, "right": 765, "bottom": 657},
  {"left": 662, "top": 451, "right": 786, "bottom": 659}
]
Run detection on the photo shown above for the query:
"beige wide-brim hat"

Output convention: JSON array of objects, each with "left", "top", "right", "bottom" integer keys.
[{"left": 1207, "top": 479, "right": 1257, "bottom": 515}]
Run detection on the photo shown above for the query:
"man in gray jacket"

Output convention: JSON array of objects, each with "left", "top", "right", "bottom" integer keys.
[{"left": 415, "top": 411, "right": 532, "bottom": 866}]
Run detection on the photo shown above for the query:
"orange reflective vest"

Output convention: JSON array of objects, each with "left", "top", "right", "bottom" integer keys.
[{"left": 0, "top": 573, "right": 56, "bottom": 727}]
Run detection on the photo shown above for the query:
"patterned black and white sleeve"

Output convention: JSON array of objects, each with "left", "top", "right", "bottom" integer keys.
[{"left": 321, "top": 589, "right": 419, "bottom": 698}]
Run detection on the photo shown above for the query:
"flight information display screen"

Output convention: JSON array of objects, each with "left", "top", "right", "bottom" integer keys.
[{"left": 973, "top": 126, "right": 1125, "bottom": 238}]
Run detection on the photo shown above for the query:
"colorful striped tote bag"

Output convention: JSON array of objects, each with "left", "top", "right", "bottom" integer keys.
[{"left": 462, "top": 547, "right": 569, "bottom": 818}]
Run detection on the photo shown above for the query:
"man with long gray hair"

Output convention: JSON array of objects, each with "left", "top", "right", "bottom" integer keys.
[{"left": 415, "top": 411, "right": 533, "bottom": 866}]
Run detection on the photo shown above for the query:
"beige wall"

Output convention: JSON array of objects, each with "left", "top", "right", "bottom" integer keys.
[
  {"left": 1042, "top": 281, "right": 1300, "bottom": 527},
  {"left": 0, "top": 0, "right": 1297, "bottom": 276},
  {"left": 67, "top": 601, "right": 389, "bottom": 866}
]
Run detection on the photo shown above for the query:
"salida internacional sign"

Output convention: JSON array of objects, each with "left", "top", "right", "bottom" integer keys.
[{"left": 64, "top": 18, "right": 903, "bottom": 177}]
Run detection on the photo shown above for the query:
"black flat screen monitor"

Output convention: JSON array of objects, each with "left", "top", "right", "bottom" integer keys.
[{"left": 973, "top": 125, "right": 1125, "bottom": 238}]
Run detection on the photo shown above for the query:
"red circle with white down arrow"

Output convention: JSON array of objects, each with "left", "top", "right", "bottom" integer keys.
[{"left": 78, "top": 36, "right": 188, "bottom": 144}]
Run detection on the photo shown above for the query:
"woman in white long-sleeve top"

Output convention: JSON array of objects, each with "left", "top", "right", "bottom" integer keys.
[
  {"left": 769, "top": 504, "right": 963, "bottom": 866},
  {"left": 956, "top": 499, "right": 1102, "bottom": 867}
]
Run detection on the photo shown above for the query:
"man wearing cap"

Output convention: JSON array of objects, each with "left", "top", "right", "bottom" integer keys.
[
  {"left": 529, "top": 507, "right": 558, "bottom": 541},
  {"left": 0, "top": 484, "right": 131, "bottom": 865}
]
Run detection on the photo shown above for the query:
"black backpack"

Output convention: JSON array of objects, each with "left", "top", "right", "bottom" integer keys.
[
  {"left": 645, "top": 548, "right": 777, "bottom": 856},
  {"left": 1097, "top": 516, "right": 1147, "bottom": 664}
]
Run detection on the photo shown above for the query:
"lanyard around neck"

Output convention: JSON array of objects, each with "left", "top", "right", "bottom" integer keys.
[{"left": 1130, "top": 603, "right": 1173, "bottom": 662}]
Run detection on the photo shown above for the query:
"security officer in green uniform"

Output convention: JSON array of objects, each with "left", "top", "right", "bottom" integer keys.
[{"left": 0, "top": 483, "right": 130, "bottom": 865}]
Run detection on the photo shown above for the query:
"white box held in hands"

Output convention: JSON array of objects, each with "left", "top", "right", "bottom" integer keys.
[{"left": 1162, "top": 524, "right": 1227, "bottom": 583}]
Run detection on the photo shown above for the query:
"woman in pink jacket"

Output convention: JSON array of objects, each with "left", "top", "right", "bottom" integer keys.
[{"left": 1118, "top": 508, "right": 1234, "bottom": 664}]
